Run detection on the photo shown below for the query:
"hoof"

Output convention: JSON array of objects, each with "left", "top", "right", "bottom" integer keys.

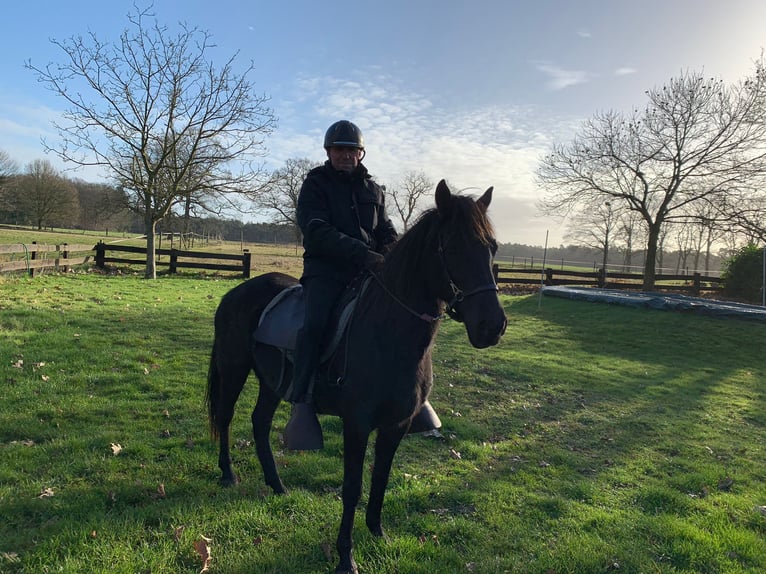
[{"left": 219, "top": 474, "right": 240, "bottom": 488}]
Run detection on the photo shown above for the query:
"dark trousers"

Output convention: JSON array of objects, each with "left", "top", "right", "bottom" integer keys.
[{"left": 289, "top": 275, "right": 348, "bottom": 402}]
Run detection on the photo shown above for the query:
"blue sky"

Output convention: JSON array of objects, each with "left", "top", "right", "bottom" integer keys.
[{"left": 2, "top": 0, "right": 765, "bottom": 245}]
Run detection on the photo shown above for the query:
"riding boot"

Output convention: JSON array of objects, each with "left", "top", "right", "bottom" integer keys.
[
  {"left": 408, "top": 400, "right": 442, "bottom": 434},
  {"left": 284, "top": 401, "right": 324, "bottom": 450}
]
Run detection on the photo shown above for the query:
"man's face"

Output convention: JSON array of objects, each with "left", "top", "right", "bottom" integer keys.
[{"left": 327, "top": 146, "right": 362, "bottom": 173}]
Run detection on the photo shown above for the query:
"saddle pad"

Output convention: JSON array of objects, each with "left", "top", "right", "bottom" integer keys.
[
  {"left": 253, "top": 284, "right": 304, "bottom": 350},
  {"left": 252, "top": 277, "right": 371, "bottom": 360}
]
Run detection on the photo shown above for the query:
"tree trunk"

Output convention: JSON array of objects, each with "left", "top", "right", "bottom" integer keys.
[
  {"left": 643, "top": 223, "right": 661, "bottom": 290},
  {"left": 145, "top": 215, "right": 157, "bottom": 279}
]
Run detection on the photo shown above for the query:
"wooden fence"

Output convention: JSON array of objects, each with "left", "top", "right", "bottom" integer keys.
[
  {"left": 0, "top": 242, "right": 252, "bottom": 277},
  {"left": 93, "top": 242, "right": 252, "bottom": 277},
  {"left": 493, "top": 264, "right": 722, "bottom": 295},
  {"left": 0, "top": 242, "right": 95, "bottom": 276}
]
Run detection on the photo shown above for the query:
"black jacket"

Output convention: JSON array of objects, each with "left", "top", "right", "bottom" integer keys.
[{"left": 297, "top": 161, "right": 397, "bottom": 280}]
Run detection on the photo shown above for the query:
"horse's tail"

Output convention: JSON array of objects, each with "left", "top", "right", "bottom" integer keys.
[{"left": 205, "top": 339, "right": 222, "bottom": 440}]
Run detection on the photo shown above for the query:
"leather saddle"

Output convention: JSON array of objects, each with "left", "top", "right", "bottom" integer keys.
[{"left": 252, "top": 276, "right": 371, "bottom": 363}]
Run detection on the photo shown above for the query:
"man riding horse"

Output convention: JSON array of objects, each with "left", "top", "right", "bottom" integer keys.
[{"left": 284, "top": 120, "right": 440, "bottom": 450}]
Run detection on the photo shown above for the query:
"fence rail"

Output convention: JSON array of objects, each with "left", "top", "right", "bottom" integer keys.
[
  {"left": 0, "top": 242, "right": 252, "bottom": 277},
  {"left": 493, "top": 265, "right": 722, "bottom": 296},
  {"left": 0, "top": 242, "right": 95, "bottom": 275},
  {"left": 93, "top": 242, "right": 252, "bottom": 277}
]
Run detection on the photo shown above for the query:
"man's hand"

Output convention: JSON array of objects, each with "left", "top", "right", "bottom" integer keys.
[{"left": 363, "top": 250, "right": 385, "bottom": 272}]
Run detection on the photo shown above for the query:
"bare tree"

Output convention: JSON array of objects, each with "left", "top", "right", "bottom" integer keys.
[
  {"left": 26, "top": 5, "right": 276, "bottom": 278},
  {"left": 538, "top": 62, "right": 766, "bottom": 289},
  {"left": 564, "top": 200, "right": 618, "bottom": 273},
  {"left": 0, "top": 150, "right": 20, "bottom": 219},
  {"left": 388, "top": 170, "right": 433, "bottom": 231},
  {"left": 73, "top": 180, "right": 131, "bottom": 233},
  {"left": 12, "top": 159, "right": 79, "bottom": 229},
  {"left": 0, "top": 149, "right": 18, "bottom": 188},
  {"left": 254, "top": 158, "right": 317, "bottom": 240}
]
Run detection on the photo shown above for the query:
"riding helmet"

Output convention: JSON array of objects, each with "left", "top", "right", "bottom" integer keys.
[{"left": 324, "top": 120, "right": 364, "bottom": 149}]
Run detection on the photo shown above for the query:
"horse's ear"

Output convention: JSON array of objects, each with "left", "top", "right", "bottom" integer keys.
[
  {"left": 435, "top": 179, "right": 452, "bottom": 215},
  {"left": 477, "top": 186, "right": 493, "bottom": 212}
]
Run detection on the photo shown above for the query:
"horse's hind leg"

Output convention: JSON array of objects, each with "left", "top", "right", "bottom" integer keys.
[
  {"left": 212, "top": 361, "right": 250, "bottom": 487},
  {"left": 366, "top": 426, "right": 406, "bottom": 538},
  {"left": 251, "top": 383, "right": 287, "bottom": 494}
]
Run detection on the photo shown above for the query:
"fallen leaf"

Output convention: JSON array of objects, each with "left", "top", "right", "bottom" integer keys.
[
  {"left": 1, "top": 552, "right": 20, "bottom": 563},
  {"left": 38, "top": 487, "right": 55, "bottom": 498},
  {"left": 320, "top": 541, "right": 333, "bottom": 561},
  {"left": 11, "top": 439, "right": 35, "bottom": 447},
  {"left": 41, "top": 375, "right": 50, "bottom": 382},
  {"left": 253, "top": 535, "right": 263, "bottom": 545},
  {"left": 162, "top": 409, "right": 170, "bottom": 418},
  {"left": 157, "top": 483, "right": 166, "bottom": 498},
  {"left": 449, "top": 449, "right": 462, "bottom": 460},
  {"left": 718, "top": 477, "right": 734, "bottom": 492},
  {"left": 143, "top": 367, "right": 150, "bottom": 375},
  {"left": 11, "top": 359, "right": 23, "bottom": 369},
  {"left": 110, "top": 443, "right": 123, "bottom": 456},
  {"left": 193, "top": 536, "right": 213, "bottom": 573},
  {"left": 90, "top": 530, "right": 97, "bottom": 538},
  {"left": 174, "top": 525, "right": 186, "bottom": 542}
]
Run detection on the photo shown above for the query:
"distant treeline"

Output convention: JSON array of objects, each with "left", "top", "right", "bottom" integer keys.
[{"left": 496, "top": 243, "right": 723, "bottom": 275}]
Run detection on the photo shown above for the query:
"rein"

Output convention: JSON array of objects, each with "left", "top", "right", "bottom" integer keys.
[
  {"left": 368, "top": 240, "right": 499, "bottom": 324},
  {"left": 369, "top": 271, "right": 443, "bottom": 323}
]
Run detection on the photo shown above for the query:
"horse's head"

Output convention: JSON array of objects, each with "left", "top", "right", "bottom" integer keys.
[{"left": 433, "top": 179, "right": 507, "bottom": 348}]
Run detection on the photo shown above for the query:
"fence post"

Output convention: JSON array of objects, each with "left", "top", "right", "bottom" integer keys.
[
  {"left": 169, "top": 249, "right": 178, "bottom": 274},
  {"left": 61, "top": 243, "right": 69, "bottom": 273},
  {"left": 242, "top": 249, "right": 252, "bottom": 278},
  {"left": 95, "top": 242, "right": 106, "bottom": 269},
  {"left": 597, "top": 268, "right": 606, "bottom": 288},
  {"left": 29, "top": 241, "right": 37, "bottom": 277},
  {"left": 544, "top": 268, "right": 553, "bottom": 286},
  {"left": 692, "top": 272, "right": 701, "bottom": 296}
]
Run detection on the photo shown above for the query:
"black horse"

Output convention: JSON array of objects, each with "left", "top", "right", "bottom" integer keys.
[{"left": 206, "top": 179, "right": 507, "bottom": 574}]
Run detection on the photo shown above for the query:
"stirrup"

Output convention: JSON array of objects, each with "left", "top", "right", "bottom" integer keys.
[
  {"left": 408, "top": 400, "right": 442, "bottom": 434},
  {"left": 284, "top": 402, "right": 324, "bottom": 450}
]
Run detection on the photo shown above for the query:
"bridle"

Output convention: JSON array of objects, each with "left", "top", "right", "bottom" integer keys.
[
  {"left": 438, "top": 241, "right": 499, "bottom": 322},
  {"left": 369, "top": 239, "right": 498, "bottom": 324}
]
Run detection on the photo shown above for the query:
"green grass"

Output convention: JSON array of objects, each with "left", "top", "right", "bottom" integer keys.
[{"left": 1, "top": 273, "right": 765, "bottom": 573}]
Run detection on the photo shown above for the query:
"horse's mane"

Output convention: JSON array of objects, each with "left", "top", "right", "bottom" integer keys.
[{"left": 382, "top": 193, "right": 496, "bottom": 302}]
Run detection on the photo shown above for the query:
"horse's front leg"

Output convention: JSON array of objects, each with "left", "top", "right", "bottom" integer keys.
[
  {"left": 335, "top": 421, "right": 370, "bottom": 574},
  {"left": 366, "top": 425, "right": 407, "bottom": 538}
]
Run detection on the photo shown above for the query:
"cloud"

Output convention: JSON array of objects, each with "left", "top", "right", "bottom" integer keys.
[
  {"left": 614, "top": 67, "right": 638, "bottom": 76},
  {"left": 535, "top": 63, "right": 591, "bottom": 91},
  {"left": 577, "top": 29, "right": 592, "bottom": 39},
  {"left": 268, "top": 72, "right": 579, "bottom": 244}
]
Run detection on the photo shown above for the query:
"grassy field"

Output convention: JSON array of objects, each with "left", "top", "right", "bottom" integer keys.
[{"left": 0, "top": 272, "right": 765, "bottom": 573}]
